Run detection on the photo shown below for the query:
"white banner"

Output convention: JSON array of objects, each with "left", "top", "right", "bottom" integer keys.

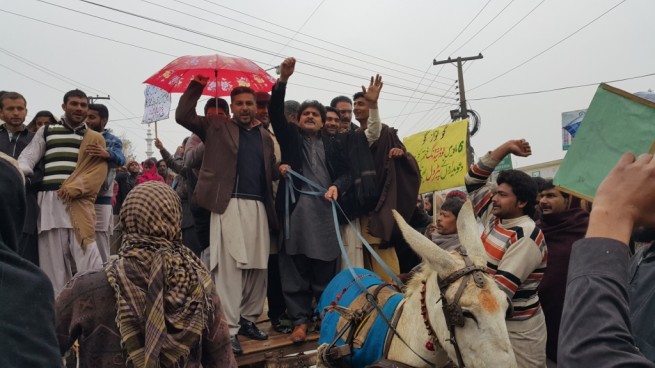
[{"left": 142, "top": 85, "right": 171, "bottom": 123}]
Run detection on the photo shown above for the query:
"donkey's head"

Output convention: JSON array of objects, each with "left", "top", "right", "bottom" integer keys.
[{"left": 392, "top": 201, "right": 516, "bottom": 367}]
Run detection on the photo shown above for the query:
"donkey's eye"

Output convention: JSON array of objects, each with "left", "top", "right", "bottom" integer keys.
[{"left": 462, "top": 310, "right": 478, "bottom": 324}]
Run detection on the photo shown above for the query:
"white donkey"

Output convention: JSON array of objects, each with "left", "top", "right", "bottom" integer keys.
[{"left": 316, "top": 201, "right": 517, "bottom": 368}]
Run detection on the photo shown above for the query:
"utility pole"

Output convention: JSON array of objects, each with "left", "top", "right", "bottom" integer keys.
[
  {"left": 433, "top": 53, "right": 483, "bottom": 121},
  {"left": 88, "top": 95, "right": 111, "bottom": 104}
]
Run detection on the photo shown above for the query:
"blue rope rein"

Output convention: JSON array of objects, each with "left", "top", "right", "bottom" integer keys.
[{"left": 284, "top": 168, "right": 404, "bottom": 289}]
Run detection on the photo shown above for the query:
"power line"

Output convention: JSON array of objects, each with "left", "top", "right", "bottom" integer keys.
[
  {"left": 192, "top": 0, "right": 455, "bottom": 82},
  {"left": 138, "top": 0, "right": 453, "bottom": 93},
  {"left": 406, "top": 0, "right": 547, "bottom": 124},
  {"left": 1, "top": 60, "right": 145, "bottom": 135},
  {"left": 0, "top": 62, "right": 64, "bottom": 92},
  {"left": 469, "top": 71, "right": 655, "bottom": 101},
  {"left": 0, "top": 9, "right": 453, "bottom": 108},
  {"left": 479, "top": 0, "right": 546, "bottom": 53},
  {"left": 453, "top": 0, "right": 546, "bottom": 83},
  {"left": 171, "top": 0, "right": 453, "bottom": 86},
  {"left": 0, "top": 9, "right": 178, "bottom": 58},
  {"left": 0, "top": 47, "right": 144, "bottom": 126},
  {"left": 449, "top": 0, "right": 515, "bottom": 56},
  {"left": 395, "top": 1, "right": 491, "bottom": 125},
  {"left": 73, "top": 0, "right": 454, "bottom": 99},
  {"left": 470, "top": 0, "right": 627, "bottom": 91},
  {"left": 265, "top": 0, "right": 326, "bottom": 65},
  {"left": 433, "top": 0, "right": 492, "bottom": 61}
]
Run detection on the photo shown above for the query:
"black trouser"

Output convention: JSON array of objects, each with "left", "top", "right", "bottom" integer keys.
[
  {"left": 395, "top": 241, "right": 421, "bottom": 274},
  {"left": 279, "top": 250, "right": 338, "bottom": 326},
  {"left": 187, "top": 170, "right": 210, "bottom": 254},
  {"left": 267, "top": 252, "right": 287, "bottom": 320},
  {"left": 17, "top": 232, "right": 39, "bottom": 266},
  {"left": 190, "top": 205, "right": 210, "bottom": 253}
]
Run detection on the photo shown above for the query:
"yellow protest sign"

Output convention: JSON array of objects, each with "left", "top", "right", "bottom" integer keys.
[{"left": 403, "top": 119, "right": 468, "bottom": 193}]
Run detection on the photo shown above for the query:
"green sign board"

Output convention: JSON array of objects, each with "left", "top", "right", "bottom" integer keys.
[
  {"left": 554, "top": 84, "right": 655, "bottom": 200},
  {"left": 494, "top": 155, "right": 513, "bottom": 172}
]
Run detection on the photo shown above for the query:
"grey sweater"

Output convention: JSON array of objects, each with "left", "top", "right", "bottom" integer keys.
[{"left": 558, "top": 238, "right": 655, "bottom": 367}]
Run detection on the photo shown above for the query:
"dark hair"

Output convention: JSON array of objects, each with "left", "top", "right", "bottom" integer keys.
[
  {"left": 63, "top": 89, "right": 88, "bottom": 104},
  {"left": 441, "top": 191, "right": 467, "bottom": 217},
  {"left": 182, "top": 136, "right": 189, "bottom": 146},
  {"left": 497, "top": 170, "right": 538, "bottom": 217},
  {"left": 541, "top": 179, "right": 569, "bottom": 199},
  {"left": 88, "top": 103, "right": 109, "bottom": 120},
  {"left": 143, "top": 158, "right": 157, "bottom": 167},
  {"left": 330, "top": 95, "right": 352, "bottom": 108},
  {"left": 27, "top": 110, "right": 57, "bottom": 132},
  {"left": 532, "top": 176, "right": 547, "bottom": 193},
  {"left": 425, "top": 194, "right": 434, "bottom": 207},
  {"left": 255, "top": 92, "right": 270, "bottom": 106},
  {"left": 230, "top": 86, "right": 255, "bottom": 100},
  {"left": 353, "top": 91, "right": 365, "bottom": 101},
  {"left": 157, "top": 159, "right": 166, "bottom": 167},
  {"left": 284, "top": 100, "right": 299, "bottom": 116},
  {"left": 325, "top": 106, "right": 339, "bottom": 116},
  {"left": 298, "top": 100, "right": 326, "bottom": 123},
  {"left": 0, "top": 91, "right": 26, "bottom": 109},
  {"left": 204, "top": 97, "right": 229, "bottom": 115}
]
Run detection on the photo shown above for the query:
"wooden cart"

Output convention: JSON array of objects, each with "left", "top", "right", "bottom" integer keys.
[{"left": 237, "top": 319, "right": 320, "bottom": 368}]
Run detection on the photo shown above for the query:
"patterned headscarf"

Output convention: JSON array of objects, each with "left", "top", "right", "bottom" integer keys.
[{"left": 105, "top": 181, "right": 213, "bottom": 368}]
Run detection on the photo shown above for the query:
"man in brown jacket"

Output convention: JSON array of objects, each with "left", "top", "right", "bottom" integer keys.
[{"left": 176, "top": 76, "right": 279, "bottom": 354}]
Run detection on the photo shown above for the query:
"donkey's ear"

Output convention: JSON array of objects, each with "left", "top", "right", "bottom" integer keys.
[
  {"left": 456, "top": 200, "right": 486, "bottom": 264},
  {"left": 392, "top": 210, "right": 458, "bottom": 275}
]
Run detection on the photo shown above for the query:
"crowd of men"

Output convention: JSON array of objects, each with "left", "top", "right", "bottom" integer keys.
[{"left": 1, "top": 57, "right": 655, "bottom": 368}]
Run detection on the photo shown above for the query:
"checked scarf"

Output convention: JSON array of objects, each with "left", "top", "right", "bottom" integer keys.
[{"left": 105, "top": 181, "right": 214, "bottom": 368}]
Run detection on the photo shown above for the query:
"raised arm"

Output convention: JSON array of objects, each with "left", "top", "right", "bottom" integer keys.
[
  {"left": 268, "top": 57, "right": 296, "bottom": 150},
  {"left": 362, "top": 74, "right": 383, "bottom": 145},
  {"left": 155, "top": 138, "right": 183, "bottom": 173},
  {"left": 465, "top": 139, "right": 531, "bottom": 218},
  {"left": 175, "top": 76, "right": 211, "bottom": 141}
]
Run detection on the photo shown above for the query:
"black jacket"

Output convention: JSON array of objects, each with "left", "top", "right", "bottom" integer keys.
[
  {"left": 0, "top": 125, "right": 33, "bottom": 159},
  {"left": 269, "top": 82, "right": 352, "bottom": 216}
]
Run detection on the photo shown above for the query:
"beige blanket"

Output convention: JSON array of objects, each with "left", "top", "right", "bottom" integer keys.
[{"left": 59, "top": 129, "right": 108, "bottom": 251}]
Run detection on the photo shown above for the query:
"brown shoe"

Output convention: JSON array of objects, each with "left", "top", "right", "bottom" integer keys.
[{"left": 290, "top": 323, "right": 308, "bottom": 344}]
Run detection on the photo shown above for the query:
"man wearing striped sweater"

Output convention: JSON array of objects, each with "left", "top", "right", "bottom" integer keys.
[
  {"left": 18, "top": 89, "right": 105, "bottom": 295},
  {"left": 465, "top": 139, "right": 547, "bottom": 368}
]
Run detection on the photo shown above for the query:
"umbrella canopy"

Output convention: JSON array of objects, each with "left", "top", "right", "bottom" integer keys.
[{"left": 144, "top": 54, "right": 277, "bottom": 97}]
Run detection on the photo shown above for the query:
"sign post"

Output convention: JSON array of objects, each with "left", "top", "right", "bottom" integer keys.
[{"left": 404, "top": 119, "right": 469, "bottom": 194}]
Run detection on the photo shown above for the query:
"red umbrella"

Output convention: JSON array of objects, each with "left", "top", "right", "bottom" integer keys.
[{"left": 143, "top": 54, "right": 277, "bottom": 96}]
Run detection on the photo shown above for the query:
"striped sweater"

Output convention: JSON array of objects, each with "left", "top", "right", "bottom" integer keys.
[
  {"left": 465, "top": 153, "right": 547, "bottom": 321},
  {"left": 42, "top": 124, "right": 85, "bottom": 191}
]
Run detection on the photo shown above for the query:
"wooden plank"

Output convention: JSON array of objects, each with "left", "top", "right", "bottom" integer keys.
[{"left": 236, "top": 320, "right": 319, "bottom": 367}]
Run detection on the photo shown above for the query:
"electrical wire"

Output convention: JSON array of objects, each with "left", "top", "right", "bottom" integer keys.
[
  {"left": 0, "top": 62, "right": 64, "bottom": 92},
  {"left": 138, "top": 0, "right": 453, "bottom": 93},
  {"left": 193, "top": 0, "right": 455, "bottom": 81},
  {"left": 448, "top": 0, "right": 515, "bottom": 56},
  {"left": 265, "top": 0, "right": 326, "bottom": 65},
  {"left": 395, "top": 0, "right": 491, "bottom": 125},
  {"left": 0, "top": 9, "right": 177, "bottom": 58},
  {"left": 73, "top": 0, "right": 454, "bottom": 99},
  {"left": 0, "top": 8, "right": 453, "bottom": 107},
  {"left": 470, "top": 0, "right": 627, "bottom": 91},
  {"left": 0, "top": 47, "right": 144, "bottom": 127},
  {"left": 469, "top": 72, "right": 655, "bottom": 101}
]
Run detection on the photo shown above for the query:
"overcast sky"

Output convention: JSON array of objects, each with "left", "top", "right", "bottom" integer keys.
[{"left": 2, "top": 0, "right": 654, "bottom": 168}]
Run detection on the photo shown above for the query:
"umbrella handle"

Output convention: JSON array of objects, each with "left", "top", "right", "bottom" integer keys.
[{"left": 155, "top": 121, "right": 159, "bottom": 139}]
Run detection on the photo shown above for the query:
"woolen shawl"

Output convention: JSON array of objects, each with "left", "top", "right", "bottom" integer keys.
[{"left": 105, "top": 181, "right": 214, "bottom": 368}]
